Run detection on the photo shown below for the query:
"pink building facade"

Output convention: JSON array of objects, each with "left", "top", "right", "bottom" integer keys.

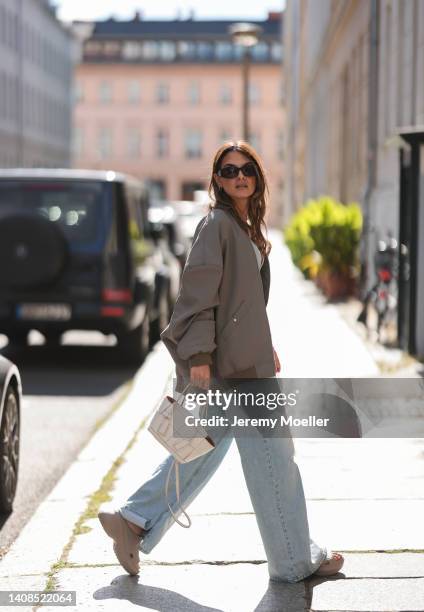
[{"left": 72, "top": 14, "right": 285, "bottom": 225}]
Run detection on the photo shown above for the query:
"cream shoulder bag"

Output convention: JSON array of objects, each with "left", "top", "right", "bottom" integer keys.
[{"left": 148, "top": 382, "right": 215, "bottom": 528}]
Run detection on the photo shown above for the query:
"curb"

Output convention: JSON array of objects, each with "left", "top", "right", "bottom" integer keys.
[{"left": 0, "top": 342, "right": 174, "bottom": 585}]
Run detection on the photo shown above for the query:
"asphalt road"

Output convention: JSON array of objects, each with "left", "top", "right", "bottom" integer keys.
[{"left": 0, "top": 332, "right": 141, "bottom": 558}]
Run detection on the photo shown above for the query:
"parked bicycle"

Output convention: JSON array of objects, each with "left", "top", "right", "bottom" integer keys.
[{"left": 357, "top": 233, "right": 399, "bottom": 343}]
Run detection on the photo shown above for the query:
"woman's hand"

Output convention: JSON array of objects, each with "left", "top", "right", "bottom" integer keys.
[
  {"left": 273, "top": 346, "right": 281, "bottom": 373},
  {"left": 190, "top": 364, "right": 211, "bottom": 390}
]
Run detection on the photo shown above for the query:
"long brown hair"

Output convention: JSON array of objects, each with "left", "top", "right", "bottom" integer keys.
[{"left": 207, "top": 140, "right": 272, "bottom": 258}]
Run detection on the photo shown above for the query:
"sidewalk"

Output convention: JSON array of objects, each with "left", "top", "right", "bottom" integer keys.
[{"left": 1, "top": 231, "right": 424, "bottom": 611}]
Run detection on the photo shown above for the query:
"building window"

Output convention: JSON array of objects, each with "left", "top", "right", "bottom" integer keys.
[
  {"left": 156, "top": 82, "right": 169, "bottom": 104},
  {"left": 233, "top": 45, "right": 245, "bottom": 61},
  {"left": 277, "top": 130, "right": 284, "bottom": 160},
  {"left": 182, "top": 181, "right": 204, "bottom": 200},
  {"left": 147, "top": 179, "right": 166, "bottom": 200},
  {"left": 122, "top": 41, "right": 142, "bottom": 60},
  {"left": 185, "top": 129, "right": 202, "bottom": 159},
  {"left": 278, "top": 79, "right": 285, "bottom": 106},
  {"left": 277, "top": 179, "right": 284, "bottom": 220},
  {"left": 0, "top": 72, "right": 5, "bottom": 119},
  {"left": 99, "top": 81, "right": 113, "bottom": 104},
  {"left": 178, "top": 41, "right": 196, "bottom": 60},
  {"left": 156, "top": 129, "right": 169, "bottom": 158},
  {"left": 97, "top": 127, "right": 113, "bottom": 159},
  {"left": 248, "top": 83, "right": 261, "bottom": 105},
  {"left": 383, "top": 3, "right": 392, "bottom": 137},
  {"left": 1, "top": 72, "right": 7, "bottom": 120},
  {"left": 188, "top": 81, "right": 200, "bottom": 105},
  {"left": 73, "top": 126, "right": 84, "bottom": 158},
  {"left": 197, "top": 42, "right": 214, "bottom": 61},
  {"left": 249, "top": 132, "right": 261, "bottom": 153},
  {"left": 128, "top": 80, "right": 141, "bottom": 104},
  {"left": 251, "top": 42, "right": 269, "bottom": 61},
  {"left": 142, "top": 41, "right": 159, "bottom": 60},
  {"left": 74, "top": 81, "right": 84, "bottom": 104},
  {"left": 127, "top": 128, "right": 141, "bottom": 158},
  {"left": 215, "top": 42, "right": 233, "bottom": 61},
  {"left": 270, "top": 42, "right": 283, "bottom": 62},
  {"left": 7, "top": 74, "right": 18, "bottom": 122},
  {"left": 103, "top": 41, "right": 121, "bottom": 58},
  {"left": 0, "top": 7, "right": 5, "bottom": 47},
  {"left": 219, "top": 83, "right": 232, "bottom": 105},
  {"left": 158, "top": 41, "right": 176, "bottom": 61},
  {"left": 219, "top": 129, "right": 233, "bottom": 144},
  {"left": 85, "top": 41, "right": 103, "bottom": 57}
]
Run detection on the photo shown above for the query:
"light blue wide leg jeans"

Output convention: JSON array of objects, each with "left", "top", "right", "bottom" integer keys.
[{"left": 119, "top": 379, "right": 328, "bottom": 583}]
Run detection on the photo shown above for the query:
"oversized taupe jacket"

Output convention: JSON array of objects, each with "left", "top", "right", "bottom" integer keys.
[{"left": 160, "top": 207, "right": 276, "bottom": 392}]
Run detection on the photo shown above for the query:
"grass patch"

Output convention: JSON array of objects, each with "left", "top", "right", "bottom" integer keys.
[{"left": 35, "top": 371, "right": 164, "bottom": 610}]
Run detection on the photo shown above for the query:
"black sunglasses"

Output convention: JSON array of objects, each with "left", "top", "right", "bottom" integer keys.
[{"left": 217, "top": 161, "right": 257, "bottom": 179}]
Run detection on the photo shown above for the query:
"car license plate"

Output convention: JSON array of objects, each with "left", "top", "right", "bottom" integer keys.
[{"left": 17, "top": 303, "right": 72, "bottom": 321}]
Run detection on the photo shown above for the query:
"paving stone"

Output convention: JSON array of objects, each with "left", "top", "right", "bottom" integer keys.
[
  {"left": 327, "top": 552, "right": 424, "bottom": 578},
  {"left": 0, "top": 498, "right": 86, "bottom": 576},
  {"left": 309, "top": 577, "right": 424, "bottom": 611},
  {"left": 307, "top": 499, "right": 424, "bottom": 551}
]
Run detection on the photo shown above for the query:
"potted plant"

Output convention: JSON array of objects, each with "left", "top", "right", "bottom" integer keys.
[{"left": 284, "top": 196, "right": 362, "bottom": 301}]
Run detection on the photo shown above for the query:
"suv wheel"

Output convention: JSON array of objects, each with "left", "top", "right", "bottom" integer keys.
[
  {"left": 119, "top": 314, "right": 150, "bottom": 365},
  {"left": 0, "top": 387, "right": 20, "bottom": 513}
]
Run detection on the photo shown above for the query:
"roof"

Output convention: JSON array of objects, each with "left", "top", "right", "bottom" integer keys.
[{"left": 90, "top": 17, "right": 282, "bottom": 40}]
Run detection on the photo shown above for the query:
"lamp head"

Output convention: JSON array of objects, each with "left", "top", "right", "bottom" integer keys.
[{"left": 228, "top": 22, "right": 263, "bottom": 47}]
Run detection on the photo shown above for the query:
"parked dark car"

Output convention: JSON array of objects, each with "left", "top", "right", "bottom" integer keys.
[
  {"left": 170, "top": 199, "right": 210, "bottom": 241},
  {"left": 148, "top": 200, "right": 192, "bottom": 270},
  {"left": 0, "top": 169, "right": 180, "bottom": 363},
  {"left": 0, "top": 355, "right": 21, "bottom": 513}
]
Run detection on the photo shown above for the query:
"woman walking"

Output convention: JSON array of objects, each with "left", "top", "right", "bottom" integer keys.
[{"left": 98, "top": 141, "right": 344, "bottom": 583}]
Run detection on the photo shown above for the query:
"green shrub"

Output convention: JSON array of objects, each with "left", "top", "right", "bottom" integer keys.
[{"left": 283, "top": 196, "right": 362, "bottom": 278}]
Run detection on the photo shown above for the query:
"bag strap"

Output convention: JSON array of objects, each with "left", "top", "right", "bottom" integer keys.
[
  {"left": 165, "top": 459, "right": 192, "bottom": 528},
  {"left": 175, "top": 382, "right": 208, "bottom": 418},
  {"left": 174, "top": 382, "right": 194, "bottom": 407},
  {"left": 164, "top": 380, "right": 208, "bottom": 528}
]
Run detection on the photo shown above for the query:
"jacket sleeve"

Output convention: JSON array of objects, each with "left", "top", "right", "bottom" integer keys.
[
  {"left": 160, "top": 213, "right": 224, "bottom": 363},
  {"left": 188, "top": 352, "right": 213, "bottom": 368}
]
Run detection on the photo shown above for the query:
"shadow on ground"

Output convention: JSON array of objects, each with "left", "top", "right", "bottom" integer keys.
[{"left": 0, "top": 343, "right": 140, "bottom": 396}]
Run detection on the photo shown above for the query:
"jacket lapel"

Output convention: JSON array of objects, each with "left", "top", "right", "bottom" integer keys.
[{"left": 213, "top": 204, "right": 270, "bottom": 306}]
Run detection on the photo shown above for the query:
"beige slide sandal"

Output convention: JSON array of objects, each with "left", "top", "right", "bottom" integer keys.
[{"left": 98, "top": 510, "right": 141, "bottom": 576}]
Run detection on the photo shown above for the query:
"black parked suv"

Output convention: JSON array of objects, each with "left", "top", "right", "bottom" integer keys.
[{"left": 0, "top": 169, "right": 180, "bottom": 363}]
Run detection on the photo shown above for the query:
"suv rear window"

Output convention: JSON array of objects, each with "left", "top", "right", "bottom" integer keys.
[{"left": 0, "top": 180, "right": 110, "bottom": 249}]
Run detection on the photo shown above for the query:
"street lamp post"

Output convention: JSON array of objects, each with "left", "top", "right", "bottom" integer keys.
[{"left": 229, "top": 23, "right": 263, "bottom": 143}]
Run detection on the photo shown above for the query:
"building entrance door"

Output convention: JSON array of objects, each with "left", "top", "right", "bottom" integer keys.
[{"left": 398, "top": 129, "right": 424, "bottom": 357}]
